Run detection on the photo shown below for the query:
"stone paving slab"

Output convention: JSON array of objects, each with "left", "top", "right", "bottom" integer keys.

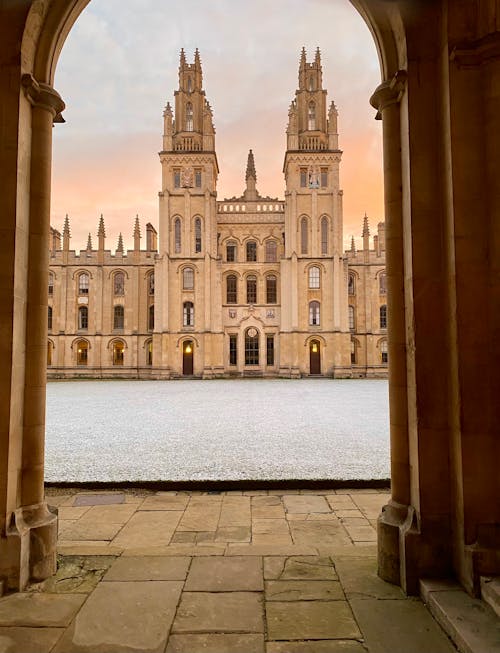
[
  {"left": 104, "top": 556, "right": 191, "bottom": 581},
  {"left": 53, "top": 581, "right": 183, "bottom": 653},
  {"left": 226, "top": 544, "right": 318, "bottom": 556},
  {"left": 166, "top": 633, "right": 265, "bottom": 653},
  {"left": 265, "top": 580, "right": 344, "bottom": 601},
  {"left": 78, "top": 504, "right": 138, "bottom": 523},
  {"left": 172, "top": 592, "right": 264, "bottom": 633},
  {"left": 263, "top": 556, "right": 338, "bottom": 581},
  {"left": 215, "top": 525, "right": 251, "bottom": 542},
  {"left": 266, "top": 600, "right": 361, "bottom": 640},
  {"left": 177, "top": 501, "right": 221, "bottom": 532},
  {"left": 57, "top": 543, "right": 125, "bottom": 556},
  {"left": 334, "top": 556, "right": 404, "bottom": 599},
  {"left": 122, "top": 545, "right": 225, "bottom": 556},
  {"left": 0, "top": 626, "right": 64, "bottom": 653},
  {"left": 184, "top": 556, "right": 263, "bottom": 591},
  {"left": 266, "top": 641, "right": 368, "bottom": 653},
  {"left": 350, "top": 598, "right": 458, "bottom": 653},
  {"left": 290, "top": 521, "right": 352, "bottom": 546},
  {"left": 0, "top": 593, "right": 86, "bottom": 627},
  {"left": 139, "top": 495, "right": 189, "bottom": 511},
  {"left": 253, "top": 519, "right": 290, "bottom": 534},
  {"left": 283, "top": 495, "right": 331, "bottom": 514},
  {"left": 112, "top": 510, "right": 182, "bottom": 548},
  {"left": 58, "top": 521, "right": 123, "bottom": 541},
  {"left": 73, "top": 493, "right": 125, "bottom": 506}
]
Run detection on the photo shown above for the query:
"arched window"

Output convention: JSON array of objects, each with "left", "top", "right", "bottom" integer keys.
[
  {"left": 78, "top": 273, "right": 89, "bottom": 295},
  {"left": 78, "top": 306, "right": 88, "bottom": 330},
  {"left": 266, "top": 275, "right": 277, "bottom": 304},
  {"left": 148, "top": 273, "right": 155, "bottom": 296},
  {"left": 148, "top": 304, "right": 154, "bottom": 331},
  {"left": 183, "top": 267, "right": 194, "bottom": 290},
  {"left": 183, "top": 301, "right": 194, "bottom": 327},
  {"left": 76, "top": 340, "right": 88, "bottom": 366},
  {"left": 321, "top": 217, "right": 329, "bottom": 254},
  {"left": 113, "top": 341, "right": 124, "bottom": 366},
  {"left": 186, "top": 102, "right": 193, "bottom": 131},
  {"left": 381, "top": 340, "right": 388, "bottom": 364},
  {"left": 146, "top": 340, "right": 153, "bottom": 366},
  {"left": 379, "top": 272, "right": 387, "bottom": 294},
  {"left": 113, "top": 271, "right": 125, "bottom": 296},
  {"left": 246, "top": 241, "right": 257, "bottom": 262},
  {"left": 351, "top": 339, "right": 357, "bottom": 364},
  {"left": 48, "top": 306, "right": 53, "bottom": 331},
  {"left": 308, "top": 101, "right": 316, "bottom": 130},
  {"left": 226, "top": 275, "right": 237, "bottom": 304},
  {"left": 113, "top": 305, "right": 124, "bottom": 330},
  {"left": 348, "top": 274, "right": 355, "bottom": 296},
  {"left": 265, "top": 241, "right": 277, "bottom": 262},
  {"left": 194, "top": 217, "right": 202, "bottom": 253},
  {"left": 246, "top": 275, "right": 257, "bottom": 304},
  {"left": 48, "top": 272, "right": 54, "bottom": 296},
  {"left": 309, "top": 301, "right": 320, "bottom": 326},
  {"left": 301, "top": 218, "right": 308, "bottom": 254},
  {"left": 309, "top": 266, "right": 320, "bottom": 289},
  {"left": 349, "top": 305, "right": 355, "bottom": 331},
  {"left": 245, "top": 328, "right": 259, "bottom": 366},
  {"left": 226, "top": 242, "right": 237, "bottom": 262},
  {"left": 380, "top": 304, "right": 387, "bottom": 329},
  {"left": 47, "top": 341, "right": 53, "bottom": 366},
  {"left": 174, "top": 218, "right": 181, "bottom": 253}
]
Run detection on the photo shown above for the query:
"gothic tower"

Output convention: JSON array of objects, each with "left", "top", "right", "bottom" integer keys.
[
  {"left": 281, "top": 48, "right": 350, "bottom": 377},
  {"left": 156, "top": 49, "right": 223, "bottom": 377}
]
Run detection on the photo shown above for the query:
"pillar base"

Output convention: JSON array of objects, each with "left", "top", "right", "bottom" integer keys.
[{"left": 0, "top": 502, "right": 58, "bottom": 591}]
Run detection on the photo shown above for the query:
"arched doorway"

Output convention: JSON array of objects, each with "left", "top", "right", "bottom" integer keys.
[
  {"left": 182, "top": 340, "right": 193, "bottom": 375},
  {"left": 309, "top": 339, "right": 321, "bottom": 375}
]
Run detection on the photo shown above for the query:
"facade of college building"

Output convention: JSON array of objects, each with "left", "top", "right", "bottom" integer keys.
[{"left": 48, "top": 49, "right": 388, "bottom": 379}]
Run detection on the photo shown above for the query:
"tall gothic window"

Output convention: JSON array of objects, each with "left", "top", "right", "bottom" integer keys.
[
  {"left": 229, "top": 334, "right": 237, "bottom": 366},
  {"left": 246, "top": 275, "right": 257, "bottom": 304},
  {"left": 321, "top": 217, "right": 329, "bottom": 254},
  {"left": 351, "top": 339, "right": 357, "bottom": 364},
  {"left": 48, "top": 306, "right": 53, "bottom": 331},
  {"left": 113, "top": 305, "right": 124, "bottom": 330},
  {"left": 78, "top": 306, "right": 88, "bottom": 330},
  {"left": 320, "top": 168, "right": 328, "bottom": 188},
  {"left": 146, "top": 340, "right": 153, "bottom": 366},
  {"left": 380, "top": 304, "right": 387, "bottom": 329},
  {"left": 77, "top": 340, "right": 88, "bottom": 366},
  {"left": 308, "top": 101, "right": 316, "bottom": 130},
  {"left": 226, "top": 275, "right": 237, "bottom": 304},
  {"left": 300, "top": 218, "right": 308, "bottom": 255},
  {"left": 379, "top": 272, "right": 387, "bottom": 294},
  {"left": 246, "top": 241, "right": 257, "bottom": 262},
  {"left": 266, "top": 335, "right": 275, "bottom": 366},
  {"left": 309, "top": 301, "right": 320, "bottom": 326},
  {"left": 266, "top": 275, "right": 277, "bottom": 304},
  {"left": 183, "top": 301, "right": 194, "bottom": 327},
  {"left": 174, "top": 218, "right": 181, "bottom": 253},
  {"left": 113, "top": 271, "right": 124, "bottom": 296},
  {"left": 194, "top": 217, "right": 202, "bottom": 253},
  {"left": 78, "top": 273, "right": 89, "bottom": 295},
  {"left": 48, "top": 272, "right": 54, "bottom": 295},
  {"left": 265, "top": 241, "right": 277, "bottom": 262},
  {"left": 148, "top": 273, "right": 155, "bottom": 296},
  {"left": 148, "top": 304, "right": 154, "bottom": 331},
  {"left": 183, "top": 267, "right": 194, "bottom": 290},
  {"left": 349, "top": 305, "right": 355, "bottom": 331},
  {"left": 348, "top": 274, "right": 355, "bottom": 296},
  {"left": 186, "top": 102, "right": 193, "bottom": 131},
  {"left": 113, "top": 341, "right": 124, "bottom": 366},
  {"left": 245, "top": 328, "right": 259, "bottom": 365},
  {"left": 309, "top": 266, "right": 320, "bottom": 289},
  {"left": 226, "top": 242, "right": 236, "bottom": 262}
]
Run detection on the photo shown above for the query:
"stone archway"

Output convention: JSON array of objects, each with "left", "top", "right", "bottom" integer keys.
[{"left": 1, "top": 0, "right": 499, "bottom": 599}]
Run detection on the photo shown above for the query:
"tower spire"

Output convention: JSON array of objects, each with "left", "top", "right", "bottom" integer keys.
[
  {"left": 246, "top": 149, "right": 256, "bottom": 183},
  {"left": 244, "top": 149, "right": 258, "bottom": 200},
  {"left": 116, "top": 233, "right": 124, "bottom": 254},
  {"left": 86, "top": 232, "right": 92, "bottom": 251},
  {"left": 63, "top": 214, "right": 71, "bottom": 251},
  {"left": 133, "top": 215, "right": 141, "bottom": 250}
]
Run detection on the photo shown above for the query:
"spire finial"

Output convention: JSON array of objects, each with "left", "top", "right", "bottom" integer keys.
[
  {"left": 194, "top": 48, "right": 201, "bottom": 67},
  {"left": 179, "top": 48, "right": 186, "bottom": 66},
  {"left": 246, "top": 149, "right": 256, "bottom": 182},
  {"left": 351, "top": 235, "right": 356, "bottom": 253},
  {"left": 362, "top": 213, "right": 370, "bottom": 237},
  {"left": 134, "top": 215, "right": 140, "bottom": 237},
  {"left": 98, "top": 213, "right": 105, "bottom": 237},
  {"left": 86, "top": 232, "right": 92, "bottom": 251},
  {"left": 315, "top": 46, "right": 321, "bottom": 65},
  {"left": 117, "top": 232, "right": 124, "bottom": 253},
  {"left": 63, "top": 214, "right": 70, "bottom": 237},
  {"left": 300, "top": 46, "right": 307, "bottom": 68}
]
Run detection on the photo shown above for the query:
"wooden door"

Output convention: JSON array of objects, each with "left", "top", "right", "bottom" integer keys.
[
  {"left": 183, "top": 341, "right": 193, "bottom": 375},
  {"left": 309, "top": 340, "right": 321, "bottom": 375}
]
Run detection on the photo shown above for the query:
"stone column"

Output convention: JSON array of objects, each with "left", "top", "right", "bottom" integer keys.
[
  {"left": 370, "top": 72, "right": 411, "bottom": 586},
  {"left": 15, "top": 75, "right": 64, "bottom": 588}
]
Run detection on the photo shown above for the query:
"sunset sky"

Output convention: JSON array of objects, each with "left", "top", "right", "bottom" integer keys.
[{"left": 51, "top": 0, "right": 384, "bottom": 251}]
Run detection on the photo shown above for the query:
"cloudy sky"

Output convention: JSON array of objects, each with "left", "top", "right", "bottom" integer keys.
[{"left": 51, "top": 0, "right": 384, "bottom": 251}]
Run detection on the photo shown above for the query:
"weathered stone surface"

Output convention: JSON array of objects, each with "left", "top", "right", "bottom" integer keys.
[
  {"left": 325, "top": 495, "right": 358, "bottom": 510},
  {"left": 253, "top": 519, "right": 289, "bottom": 534},
  {"left": 57, "top": 506, "right": 91, "bottom": 520},
  {"left": 263, "top": 557, "right": 286, "bottom": 579},
  {"left": 185, "top": 556, "right": 263, "bottom": 591},
  {"left": 334, "top": 556, "right": 403, "bottom": 599},
  {"left": 58, "top": 521, "right": 122, "bottom": 541},
  {"left": 104, "top": 556, "right": 191, "bottom": 581},
  {"left": 252, "top": 496, "right": 282, "bottom": 506},
  {"left": 283, "top": 496, "right": 331, "bottom": 514},
  {"left": 350, "top": 598, "right": 457, "bottom": 653},
  {"left": 78, "top": 504, "right": 137, "bottom": 523},
  {"left": 290, "top": 521, "right": 351, "bottom": 546},
  {"left": 226, "top": 545, "right": 317, "bottom": 556},
  {"left": 218, "top": 497, "right": 251, "bottom": 527},
  {"left": 275, "top": 556, "right": 337, "bottom": 581},
  {"left": 171, "top": 532, "right": 196, "bottom": 544},
  {"left": 35, "top": 555, "right": 116, "bottom": 593},
  {"left": 139, "top": 495, "right": 189, "bottom": 511},
  {"left": 73, "top": 494, "right": 125, "bottom": 506},
  {"left": 122, "top": 545, "right": 225, "bottom": 556},
  {"left": 112, "top": 511, "right": 182, "bottom": 548},
  {"left": 266, "top": 601, "right": 361, "bottom": 640},
  {"left": 342, "top": 524, "right": 376, "bottom": 542},
  {"left": 166, "top": 633, "right": 264, "bottom": 653},
  {"left": 0, "top": 627, "right": 63, "bottom": 653},
  {"left": 265, "top": 580, "right": 344, "bottom": 601},
  {"left": 53, "top": 581, "right": 183, "bottom": 653},
  {"left": 57, "top": 543, "right": 124, "bottom": 556},
  {"left": 252, "top": 533, "right": 293, "bottom": 546},
  {"left": 0, "top": 594, "right": 86, "bottom": 627},
  {"left": 172, "top": 592, "right": 264, "bottom": 633},
  {"left": 252, "top": 505, "right": 286, "bottom": 519},
  {"left": 177, "top": 500, "right": 221, "bottom": 532},
  {"left": 215, "top": 526, "right": 251, "bottom": 542},
  {"left": 266, "top": 641, "right": 368, "bottom": 653},
  {"left": 350, "top": 494, "right": 387, "bottom": 519}
]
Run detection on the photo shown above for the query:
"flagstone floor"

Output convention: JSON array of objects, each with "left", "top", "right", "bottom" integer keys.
[{"left": 0, "top": 488, "right": 458, "bottom": 653}]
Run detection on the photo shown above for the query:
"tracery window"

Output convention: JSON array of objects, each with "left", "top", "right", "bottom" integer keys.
[
  {"left": 348, "top": 274, "right": 355, "bottom": 296},
  {"left": 226, "top": 275, "right": 237, "bottom": 304},
  {"left": 148, "top": 273, "right": 155, "bottom": 296},
  {"left": 349, "top": 305, "right": 355, "bottom": 331},
  {"left": 266, "top": 275, "right": 277, "bottom": 304},
  {"left": 309, "top": 266, "right": 320, "bottom": 289},
  {"left": 174, "top": 218, "right": 181, "bottom": 253},
  {"left": 183, "top": 267, "right": 194, "bottom": 290},
  {"left": 266, "top": 335, "right": 275, "bottom": 366},
  {"left": 113, "top": 272, "right": 125, "bottom": 296},
  {"left": 194, "top": 217, "right": 202, "bottom": 253},
  {"left": 78, "top": 273, "right": 89, "bottom": 295},
  {"left": 113, "top": 305, "right": 124, "bottom": 330},
  {"left": 246, "top": 275, "right": 257, "bottom": 304},
  {"left": 229, "top": 335, "right": 237, "bottom": 366},
  {"left": 309, "top": 301, "right": 320, "bottom": 326},
  {"left": 226, "top": 243, "right": 236, "bottom": 262},
  {"left": 183, "top": 301, "right": 194, "bottom": 327}
]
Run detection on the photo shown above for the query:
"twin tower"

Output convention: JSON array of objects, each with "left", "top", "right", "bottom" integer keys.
[{"left": 154, "top": 48, "right": 353, "bottom": 378}]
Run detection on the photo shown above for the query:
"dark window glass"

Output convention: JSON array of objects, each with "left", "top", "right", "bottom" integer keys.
[
  {"left": 227, "top": 275, "right": 237, "bottom": 304},
  {"left": 247, "top": 275, "right": 257, "bottom": 304},
  {"left": 300, "top": 168, "right": 307, "bottom": 188},
  {"left": 266, "top": 335, "right": 274, "bottom": 366},
  {"left": 381, "top": 341, "right": 388, "bottom": 364},
  {"left": 148, "top": 273, "right": 155, "bottom": 295},
  {"left": 348, "top": 274, "right": 355, "bottom": 295},
  {"left": 78, "top": 306, "right": 88, "bottom": 330},
  {"left": 48, "top": 306, "right": 53, "bottom": 330},
  {"left": 195, "top": 218, "right": 202, "bottom": 253},
  {"left": 380, "top": 305, "right": 387, "bottom": 329},
  {"left": 245, "top": 329, "right": 259, "bottom": 365},
  {"left": 229, "top": 335, "right": 237, "bottom": 366},
  {"left": 195, "top": 169, "right": 202, "bottom": 188},
  {"left": 309, "top": 301, "right": 320, "bottom": 326},
  {"left": 246, "top": 241, "right": 257, "bottom": 262},
  {"left": 174, "top": 170, "right": 181, "bottom": 188},
  {"left": 266, "top": 275, "right": 277, "bottom": 304},
  {"left": 113, "top": 305, "right": 124, "bottom": 330},
  {"left": 174, "top": 218, "right": 181, "bottom": 253},
  {"left": 183, "top": 301, "right": 194, "bottom": 327},
  {"left": 320, "top": 168, "right": 328, "bottom": 187},
  {"left": 148, "top": 304, "right": 154, "bottom": 331},
  {"left": 379, "top": 272, "right": 387, "bottom": 294},
  {"left": 351, "top": 339, "right": 356, "bottom": 364},
  {"left": 226, "top": 244, "right": 236, "bottom": 262},
  {"left": 301, "top": 218, "right": 308, "bottom": 254},
  {"left": 321, "top": 217, "right": 328, "bottom": 254},
  {"left": 48, "top": 273, "right": 54, "bottom": 295},
  {"left": 78, "top": 273, "right": 89, "bottom": 295}
]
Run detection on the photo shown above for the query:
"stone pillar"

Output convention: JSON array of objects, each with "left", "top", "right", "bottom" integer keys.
[{"left": 370, "top": 72, "right": 411, "bottom": 587}]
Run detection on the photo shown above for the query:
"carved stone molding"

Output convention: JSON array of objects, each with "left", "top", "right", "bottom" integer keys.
[
  {"left": 21, "top": 74, "right": 65, "bottom": 121},
  {"left": 370, "top": 70, "right": 408, "bottom": 120},
  {"left": 450, "top": 33, "right": 500, "bottom": 68}
]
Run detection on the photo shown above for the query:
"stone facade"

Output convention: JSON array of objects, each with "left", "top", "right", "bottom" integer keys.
[{"left": 48, "top": 50, "right": 388, "bottom": 379}]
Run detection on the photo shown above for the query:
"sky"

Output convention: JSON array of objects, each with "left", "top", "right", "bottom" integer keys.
[{"left": 51, "top": 0, "right": 384, "bottom": 251}]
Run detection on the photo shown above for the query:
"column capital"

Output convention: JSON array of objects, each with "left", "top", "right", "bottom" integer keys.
[
  {"left": 451, "top": 32, "right": 500, "bottom": 68},
  {"left": 370, "top": 70, "right": 408, "bottom": 120},
  {"left": 21, "top": 74, "right": 65, "bottom": 122}
]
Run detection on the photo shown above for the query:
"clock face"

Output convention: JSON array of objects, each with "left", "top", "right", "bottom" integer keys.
[{"left": 247, "top": 327, "right": 257, "bottom": 338}]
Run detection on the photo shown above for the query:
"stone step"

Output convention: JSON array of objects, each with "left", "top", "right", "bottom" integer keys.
[
  {"left": 421, "top": 579, "right": 500, "bottom": 653},
  {"left": 481, "top": 577, "right": 500, "bottom": 619}
]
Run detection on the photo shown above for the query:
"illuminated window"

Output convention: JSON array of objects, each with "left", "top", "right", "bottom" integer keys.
[
  {"left": 113, "top": 341, "right": 124, "bottom": 366},
  {"left": 76, "top": 340, "right": 88, "bottom": 366}
]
